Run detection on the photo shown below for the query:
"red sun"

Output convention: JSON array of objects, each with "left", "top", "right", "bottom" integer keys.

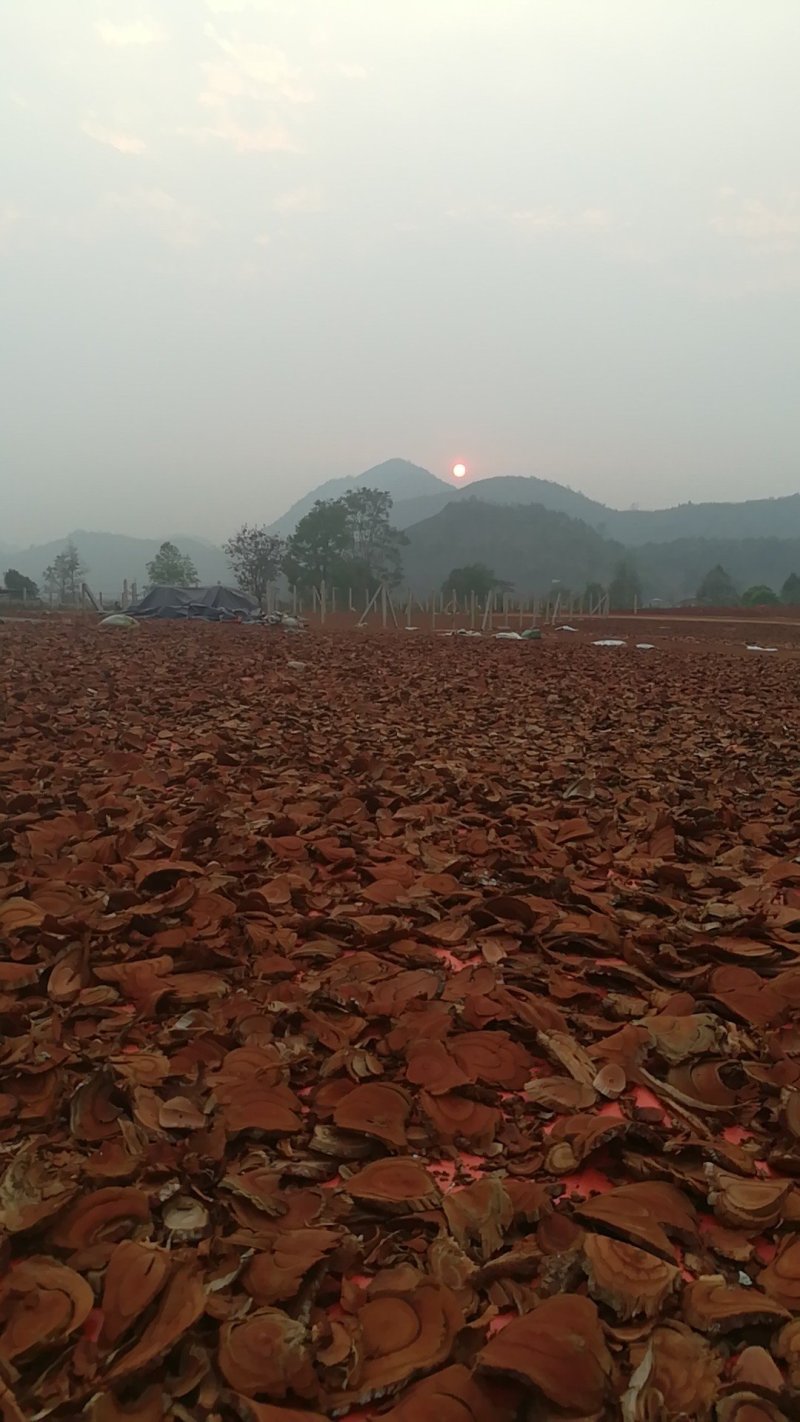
[{"left": 452, "top": 462, "right": 467, "bottom": 479}]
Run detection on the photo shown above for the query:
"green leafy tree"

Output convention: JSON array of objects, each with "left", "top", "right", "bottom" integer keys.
[
  {"left": 608, "top": 558, "right": 642, "bottom": 612},
  {"left": 42, "top": 540, "right": 86, "bottom": 605},
  {"left": 781, "top": 572, "right": 800, "bottom": 605},
  {"left": 696, "top": 564, "right": 739, "bottom": 606},
  {"left": 3, "top": 569, "right": 39, "bottom": 599},
  {"left": 224, "top": 525, "right": 284, "bottom": 606},
  {"left": 741, "top": 584, "right": 780, "bottom": 606},
  {"left": 146, "top": 541, "right": 198, "bottom": 588},
  {"left": 442, "top": 563, "right": 505, "bottom": 602},
  {"left": 284, "top": 500, "right": 351, "bottom": 590},
  {"left": 285, "top": 488, "right": 406, "bottom": 593}
]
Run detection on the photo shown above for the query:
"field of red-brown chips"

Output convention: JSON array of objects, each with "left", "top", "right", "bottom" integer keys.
[{"left": 2, "top": 619, "right": 800, "bottom": 1422}]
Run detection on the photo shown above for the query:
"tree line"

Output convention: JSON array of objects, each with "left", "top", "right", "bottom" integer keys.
[{"left": 6, "top": 489, "right": 800, "bottom": 610}]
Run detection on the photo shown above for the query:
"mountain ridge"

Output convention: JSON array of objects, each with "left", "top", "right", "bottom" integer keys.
[{"left": 5, "top": 460, "right": 800, "bottom": 600}]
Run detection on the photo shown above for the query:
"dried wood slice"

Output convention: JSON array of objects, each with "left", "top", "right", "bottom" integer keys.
[
  {"left": 380, "top": 1363, "right": 503, "bottom": 1422},
  {"left": 644, "top": 1013, "right": 725, "bottom": 1063},
  {"left": 706, "top": 1171, "right": 789, "bottom": 1230},
  {"left": 220, "top": 1085, "right": 302, "bottom": 1136},
  {"left": 544, "top": 1112, "right": 628, "bottom": 1171},
  {"left": 448, "top": 1032, "right": 532, "bottom": 1088},
  {"left": 48, "top": 1187, "right": 151, "bottom": 1250},
  {"left": 332, "top": 1082, "right": 411, "bottom": 1148},
  {"left": 593, "top": 1063, "right": 626, "bottom": 1099},
  {"left": 574, "top": 1181, "right": 696, "bottom": 1261},
  {"left": 476, "top": 1293, "right": 614, "bottom": 1414},
  {"left": 344, "top": 1159, "right": 441, "bottom": 1213},
  {"left": 106, "top": 1264, "right": 206, "bottom": 1381},
  {"left": 774, "top": 1319, "right": 800, "bottom": 1387},
  {"left": 70, "top": 1075, "right": 122, "bottom": 1142},
  {"left": 219, "top": 1309, "right": 317, "bottom": 1401},
  {"left": 583, "top": 1234, "right": 679, "bottom": 1318},
  {"left": 625, "top": 1322, "right": 723, "bottom": 1422},
  {"left": 730, "top": 1346, "right": 786, "bottom": 1397},
  {"left": 0, "top": 1256, "right": 94, "bottom": 1358},
  {"left": 681, "top": 1276, "right": 789, "bottom": 1335},
  {"left": 243, "top": 1228, "right": 343, "bottom": 1304},
  {"left": 324, "top": 1285, "right": 464, "bottom": 1409},
  {"left": 418, "top": 1091, "right": 501, "bottom": 1145},
  {"left": 100, "top": 1241, "right": 170, "bottom": 1346},
  {"left": 405, "top": 1041, "right": 469, "bottom": 1094},
  {"left": 758, "top": 1234, "right": 800, "bottom": 1309},
  {"left": 524, "top": 1076, "right": 597, "bottom": 1112},
  {"left": 716, "top": 1396, "right": 788, "bottom": 1422}
]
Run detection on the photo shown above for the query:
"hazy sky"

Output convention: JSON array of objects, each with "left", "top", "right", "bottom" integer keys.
[{"left": 3, "top": 1, "right": 800, "bottom": 544}]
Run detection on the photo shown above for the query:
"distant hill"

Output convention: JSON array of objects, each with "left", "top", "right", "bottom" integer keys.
[
  {"left": 268, "top": 460, "right": 800, "bottom": 546},
  {"left": 401, "top": 499, "right": 800, "bottom": 602},
  {"left": 8, "top": 461, "right": 800, "bottom": 603},
  {"left": 5, "top": 531, "right": 230, "bottom": 598},
  {"left": 403, "top": 499, "right": 623, "bottom": 595},
  {"left": 634, "top": 536, "right": 800, "bottom": 603},
  {"left": 604, "top": 496, "right": 800, "bottom": 546},
  {"left": 267, "top": 459, "right": 448, "bottom": 536}
]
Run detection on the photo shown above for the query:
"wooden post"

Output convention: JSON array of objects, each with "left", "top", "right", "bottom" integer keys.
[
  {"left": 292, "top": 585, "right": 298, "bottom": 616},
  {"left": 349, "top": 587, "right": 355, "bottom": 612},
  {"left": 633, "top": 593, "right": 638, "bottom": 614},
  {"left": 431, "top": 591, "right": 436, "bottom": 634},
  {"left": 381, "top": 583, "right": 388, "bottom": 629},
  {"left": 470, "top": 591, "right": 476, "bottom": 629},
  {"left": 357, "top": 584, "right": 381, "bottom": 626},
  {"left": 481, "top": 589, "right": 494, "bottom": 634},
  {"left": 320, "top": 580, "right": 327, "bottom": 625}
]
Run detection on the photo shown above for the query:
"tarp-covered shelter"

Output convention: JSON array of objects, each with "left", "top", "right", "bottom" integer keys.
[{"left": 127, "top": 585, "right": 257, "bottom": 620}]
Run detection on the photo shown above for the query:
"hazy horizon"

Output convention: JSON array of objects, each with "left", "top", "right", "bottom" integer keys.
[{"left": 3, "top": 1, "right": 800, "bottom": 544}]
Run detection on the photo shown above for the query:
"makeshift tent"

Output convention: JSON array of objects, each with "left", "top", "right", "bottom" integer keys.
[{"left": 126, "top": 585, "right": 257, "bottom": 621}]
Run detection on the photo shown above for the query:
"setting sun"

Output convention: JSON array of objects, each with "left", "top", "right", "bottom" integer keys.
[{"left": 452, "top": 462, "right": 467, "bottom": 479}]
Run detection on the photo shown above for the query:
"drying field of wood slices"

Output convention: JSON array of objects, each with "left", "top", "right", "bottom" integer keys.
[{"left": 3, "top": 619, "right": 800, "bottom": 1422}]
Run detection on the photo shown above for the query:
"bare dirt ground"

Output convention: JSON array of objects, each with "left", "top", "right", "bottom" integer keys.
[{"left": 2, "top": 619, "right": 800, "bottom": 1418}]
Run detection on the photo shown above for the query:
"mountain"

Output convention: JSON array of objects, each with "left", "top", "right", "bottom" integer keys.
[
  {"left": 268, "top": 461, "right": 800, "bottom": 545},
  {"left": 603, "top": 496, "right": 800, "bottom": 546},
  {"left": 267, "top": 459, "right": 448, "bottom": 536},
  {"left": 403, "top": 499, "right": 623, "bottom": 595},
  {"left": 633, "top": 536, "right": 800, "bottom": 603},
  {"left": 401, "top": 499, "right": 800, "bottom": 602},
  {"left": 6, "top": 531, "right": 230, "bottom": 598}
]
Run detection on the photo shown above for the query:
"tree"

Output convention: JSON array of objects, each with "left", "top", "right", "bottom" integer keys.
[
  {"left": 608, "top": 558, "right": 642, "bottom": 612},
  {"left": 42, "top": 540, "right": 86, "bottom": 605},
  {"left": 285, "top": 488, "right": 407, "bottom": 594},
  {"left": 442, "top": 564, "right": 505, "bottom": 603},
  {"left": 224, "top": 525, "right": 284, "bottom": 606},
  {"left": 741, "top": 584, "right": 780, "bottom": 606},
  {"left": 696, "top": 564, "right": 739, "bottom": 606},
  {"left": 146, "top": 542, "right": 198, "bottom": 588},
  {"left": 583, "top": 581, "right": 606, "bottom": 610},
  {"left": 781, "top": 573, "right": 800, "bottom": 605},
  {"left": 3, "top": 569, "right": 39, "bottom": 600}
]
